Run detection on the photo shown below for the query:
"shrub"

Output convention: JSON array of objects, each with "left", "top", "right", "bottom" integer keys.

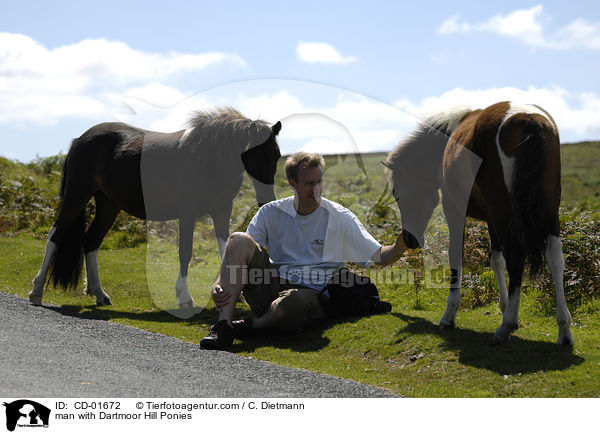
[
  {"left": 461, "top": 270, "right": 499, "bottom": 308},
  {"left": 462, "top": 219, "right": 491, "bottom": 272},
  {"left": 28, "top": 153, "right": 65, "bottom": 177},
  {"left": 0, "top": 171, "right": 59, "bottom": 233},
  {"left": 0, "top": 155, "right": 148, "bottom": 247},
  {"left": 535, "top": 210, "right": 600, "bottom": 310}
]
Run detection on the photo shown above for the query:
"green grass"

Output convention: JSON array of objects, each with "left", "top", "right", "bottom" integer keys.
[
  {"left": 2, "top": 229, "right": 599, "bottom": 397},
  {"left": 1, "top": 143, "right": 599, "bottom": 397}
]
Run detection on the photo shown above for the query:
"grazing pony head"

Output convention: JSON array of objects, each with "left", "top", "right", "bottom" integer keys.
[{"left": 383, "top": 107, "right": 472, "bottom": 248}]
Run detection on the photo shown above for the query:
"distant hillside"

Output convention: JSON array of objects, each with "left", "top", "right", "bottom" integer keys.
[
  {"left": 560, "top": 141, "right": 600, "bottom": 209},
  {"left": 0, "top": 141, "right": 598, "bottom": 236}
]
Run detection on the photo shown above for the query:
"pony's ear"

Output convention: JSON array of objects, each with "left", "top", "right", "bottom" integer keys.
[
  {"left": 380, "top": 160, "right": 392, "bottom": 169},
  {"left": 272, "top": 121, "right": 282, "bottom": 136}
]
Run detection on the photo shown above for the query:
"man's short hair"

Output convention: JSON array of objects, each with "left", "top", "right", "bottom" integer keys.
[{"left": 284, "top": 152, "right": 325, "bottom": 181}]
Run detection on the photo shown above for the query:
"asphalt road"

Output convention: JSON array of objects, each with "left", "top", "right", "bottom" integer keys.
[{"left": 0, "top": 292, "right": 396, "bottom": 398}]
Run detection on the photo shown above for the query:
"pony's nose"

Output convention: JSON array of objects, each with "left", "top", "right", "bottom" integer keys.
[{"left": 402, "top": 230, "right": 421, "bottom": 249}]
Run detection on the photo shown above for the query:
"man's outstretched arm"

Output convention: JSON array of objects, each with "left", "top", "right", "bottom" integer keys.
[{"left": 372, "top": 231, "right": 409, "bottom": 266}]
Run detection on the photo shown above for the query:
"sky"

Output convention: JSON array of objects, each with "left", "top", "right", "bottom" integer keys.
[{"left": 1, "top": 0, "right": 599, "bottom": 162}]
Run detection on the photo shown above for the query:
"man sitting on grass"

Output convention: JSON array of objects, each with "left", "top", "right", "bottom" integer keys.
[{"left": 200, "top": 151, "right": 408, "bottom": 350}]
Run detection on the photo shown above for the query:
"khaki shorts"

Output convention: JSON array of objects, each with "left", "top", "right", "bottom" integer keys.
[{"left": 242, "top": 245, "right": 324, "bottom": 331}]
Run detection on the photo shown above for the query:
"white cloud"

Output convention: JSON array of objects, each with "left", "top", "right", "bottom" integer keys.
[
  {"left": 553, "top": 19, "right": 600, "bottom": 50},
  {"left": 437, "top": 5, "right": 600, "bottom": 50},
  {"left": 111, "top": 88, "right": 396, "bottom": 156},
  {"left": 0, "top": 94, "right": 107, "bottom": 126},
  {"left": 113, "top": 89, "right": 210, "bottom": 132},
  {"left": 114, "top": 85, "right": 413, "bottom": 155},
  {"left": 296, "top": 42, "right": 358, "bottom": 64},
  {"left": 234, "top": 90, "right": 308, "bottom": 123},
  {"left": 119, "top": 83, "right": 189, "bottom": 108},
  {"left": 230, "top": 90, "right": 414, "bottom": 154},
  {"left": 119, "top": 83, "right": 600, "bottom": 157},
  {"left": 0, "top": 33, "right": 246, "bottom": 125},
  {"left": 437, "top": 14, "right": 474, "bottom": 35}
]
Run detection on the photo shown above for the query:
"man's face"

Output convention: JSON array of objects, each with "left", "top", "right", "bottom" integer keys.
[{"left": 289, "top": 164, "right": 323, "bottom": 212}]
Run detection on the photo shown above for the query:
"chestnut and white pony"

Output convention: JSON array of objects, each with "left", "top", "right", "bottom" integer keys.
[{"left": 384, "top": 101, "right": 573, "bottom": 346}]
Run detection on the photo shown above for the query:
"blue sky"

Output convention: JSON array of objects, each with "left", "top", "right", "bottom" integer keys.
[{"left": 1, "top": 1, "right": 599, "bottom": 161}]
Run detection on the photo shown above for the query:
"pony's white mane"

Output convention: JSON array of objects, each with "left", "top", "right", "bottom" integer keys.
[
  {"left": 183, "top": 106, "right": 271, "bottom": 155},
  {"left": 421, "top": 105, "right": 473, "bottom": 136},
  {"left": 385, "top": 105, "right": 473, "bottom": 170}
]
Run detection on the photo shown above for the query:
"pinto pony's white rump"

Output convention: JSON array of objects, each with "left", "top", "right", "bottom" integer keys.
[{"left": 384, "top": 101, "right": 573, "bottom": 346}]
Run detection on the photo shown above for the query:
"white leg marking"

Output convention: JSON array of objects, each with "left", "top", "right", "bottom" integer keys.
[
  {"left": 504, "top": 287, "right": 521, "bottom": 327},
  {"left": 494, "top": 286, "right": 521, "bottom": 341},
  {"left": 441, "top": 289, "right": 461, "bottom": 328},
  {"left": 441, "top": 223, "right": 464, "bottom": 329},
  {"left": 175, "top": 272, "right": 194, "bottom": 308},
  {"left": 85, "top": 250, "right": 101, "bottom": 292},
  {"left": 217, "top": 236, "right": 227, "bottom": 259},
  {"left": 84, "top": 250, "right": 111, "bottom": 306},
  {"left": 490, "top": 250, "right": 508, "bottom": 312},
  {"left": 440, "top": 267, "right": 461, "bottom": 328},
  {"left": 545, "top": 235, "right": 574, "bottom": 345},
  {"left": 30, "top": 227, "right": 58, "bottom": 304}
]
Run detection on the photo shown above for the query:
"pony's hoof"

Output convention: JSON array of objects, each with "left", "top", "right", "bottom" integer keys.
[
  {"left": 29, "top": 293, "right": 43, "bottom": 305},
  {"left": 491, "top": 336, "right": 507, "bottom": 346},
  {"left": 96, "top": 296, "right": 112, "bottom": 306},
  {"left": 439, "top": 320, "right": 456, "bottom": 330},
  {"left": 493, "top": 324, "right": 516, "bottom": 342},
  {"left": 558, "top": 333, "right": 574, "bottom": 347},
  {"left": 179, "top": 301, "right": 194, "bottom": 310}
]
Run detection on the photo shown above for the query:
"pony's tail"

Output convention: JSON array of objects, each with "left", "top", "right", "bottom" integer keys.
[
  {"left": 511, "top": 122, "right": 547, "bottom": 277},
  {"left": 48, "top": 147, "right": 85, "bottom": 290}
]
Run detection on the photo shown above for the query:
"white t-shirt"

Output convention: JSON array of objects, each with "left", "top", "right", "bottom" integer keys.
[{"left": 246, "top": 196, "right": 382, "bottom": 290}]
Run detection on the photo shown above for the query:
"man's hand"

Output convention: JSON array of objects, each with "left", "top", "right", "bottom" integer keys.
[
  {"left": 373, "top": 230, "right": 409, "bottom": 266},
  {"left": 212, "top": 284, "right": 233, "bottom": 312},
  {"left": 393, "top": 231, "right": 408, "bottom": 252}
]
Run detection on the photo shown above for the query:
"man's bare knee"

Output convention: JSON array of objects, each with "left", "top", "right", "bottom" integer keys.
[{"left": 225, "top": 232, "right": 258, "bottom": 263}]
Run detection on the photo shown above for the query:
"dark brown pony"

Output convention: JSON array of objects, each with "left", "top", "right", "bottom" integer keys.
[
  {"left": 30, "top": 107, "right": 281, "bottom": 309},
  {"left": 384, "top": 101, "right": 573, "bottom": 346}
]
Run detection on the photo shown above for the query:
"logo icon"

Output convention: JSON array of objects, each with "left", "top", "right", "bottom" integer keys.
[{"left": 3, "top": 400, "right": 50, "bottom": 432}]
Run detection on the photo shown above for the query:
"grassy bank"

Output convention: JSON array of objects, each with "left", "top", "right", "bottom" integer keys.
[{"left": 1, "top": 232, "right": 598, "bottom": 397}]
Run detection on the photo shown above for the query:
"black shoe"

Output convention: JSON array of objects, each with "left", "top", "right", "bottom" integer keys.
[
  {"left": 375, "top": 300, "right": 392, "bottom": 313},
  {"left": 231, "top": 318, "right": 255, "bottom": 339},
  {"left": 200, "top": 320, "right": 234, "bottom": 350},
  {"left": 365, "top": 299, "right": 392, "bottom": 314}
]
